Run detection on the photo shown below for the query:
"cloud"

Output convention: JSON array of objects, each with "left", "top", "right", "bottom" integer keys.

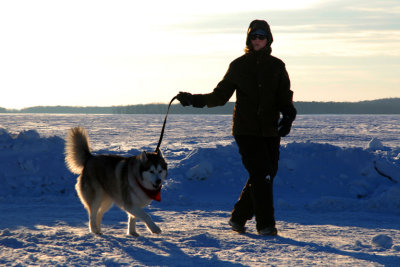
[
  {"left": 163, "top": 0, "right": 400, "bottom": 58},
  {"left": 166, "top": 0, "right": 400, "bottom": 34}
]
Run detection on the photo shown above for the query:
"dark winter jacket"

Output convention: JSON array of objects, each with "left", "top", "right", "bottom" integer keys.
[{"left": 193, "top": 47, "right": 295, "bottom": 137}]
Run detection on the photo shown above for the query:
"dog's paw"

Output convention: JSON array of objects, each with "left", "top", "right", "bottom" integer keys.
[
  {"left": 152, "top": 227, "right": 162, "bottom": 234},
  {"left": 128, "top": 231, "right": 140, "bottom": 237},
  {"left": 91, "top": 231, "right": 103, "bottom": 236}
]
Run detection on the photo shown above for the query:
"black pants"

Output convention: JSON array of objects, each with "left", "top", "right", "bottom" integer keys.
[{"left": 230, "top": 135, "right": 280, "bottom": 231}]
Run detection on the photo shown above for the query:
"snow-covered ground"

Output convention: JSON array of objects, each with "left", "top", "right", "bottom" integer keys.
[{"left": 1, "top": 114, "right": 400, "bottom": 266}]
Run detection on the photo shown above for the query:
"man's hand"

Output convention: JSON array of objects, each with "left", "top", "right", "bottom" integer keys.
[
  {"left": 177, "top": 92, "right": 193, "bottom": 106},
  {"left": 278, "top": 117, "right": 292, "bottom": 137}
]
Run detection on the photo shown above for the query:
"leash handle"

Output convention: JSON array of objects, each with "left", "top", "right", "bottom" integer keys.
[{"left": 155, "top": 95, "right": 178, "bottom": 153}]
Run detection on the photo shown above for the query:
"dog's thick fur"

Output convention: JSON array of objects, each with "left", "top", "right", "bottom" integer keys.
[{"left": 65, "top": 127, "right": 167, "bottom": 236}]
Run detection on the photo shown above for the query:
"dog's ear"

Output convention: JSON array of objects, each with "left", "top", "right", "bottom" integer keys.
[
  {"left": 139, "top": 151, "right": 148, "bottom": 162},
  {"left": 156, "top": 148, "right": 164, "bottom": 158},
  {"left": 155, "top": 149, "right": 167, "bottom": 168}
]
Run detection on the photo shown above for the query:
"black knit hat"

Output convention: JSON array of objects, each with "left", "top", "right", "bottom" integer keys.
[{"left": 246, "top": 20, "right": 273, "bottom": 47}]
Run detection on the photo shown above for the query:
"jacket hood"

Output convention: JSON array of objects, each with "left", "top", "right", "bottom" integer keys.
[{"left": 246, "top": 20, "right": 273, "bottom": 47}]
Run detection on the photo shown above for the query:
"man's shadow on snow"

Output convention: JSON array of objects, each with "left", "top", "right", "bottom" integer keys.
[
  {"left": 244, "top": 233, "right": 400, "bottom": 266},
  {"left": 277, "top": 210, "right": 400, "bottom": 230}
]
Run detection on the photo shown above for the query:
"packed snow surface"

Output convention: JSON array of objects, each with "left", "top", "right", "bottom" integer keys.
[{"left": 1, "top": 114, "right": 400, "bottom": 266}]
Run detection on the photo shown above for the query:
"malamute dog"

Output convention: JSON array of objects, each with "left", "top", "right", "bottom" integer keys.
[{"left": 65, "top": 127, "right": 167, "bottom": 236}]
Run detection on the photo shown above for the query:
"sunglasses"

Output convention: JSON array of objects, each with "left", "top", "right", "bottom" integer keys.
[{"left": 250, "top": 34, "right": 267, "bottom": 41}]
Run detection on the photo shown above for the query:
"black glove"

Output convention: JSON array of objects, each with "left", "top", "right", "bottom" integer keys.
[
  {"left": 278, "top": 104, "right": 297, "bottom": 137},
  {"left": 177, "top": 91, "right": 207, "bottom": 108},
  {"left": 278, "top": 116, "right": 293, "bottom": 137},
  {"left": 177, "top": 92, "right": 193, "bottom": 106}
]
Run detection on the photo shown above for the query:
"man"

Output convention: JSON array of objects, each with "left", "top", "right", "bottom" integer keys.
[{"left": 177, "top": 19, "right": 296, "bottom": 235}]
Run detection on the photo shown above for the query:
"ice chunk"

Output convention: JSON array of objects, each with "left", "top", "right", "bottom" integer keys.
[
  {"left": 372, "top": 234, "right": 393, "bottom": 249},
  {"left": 367, "top": 138, "right": 384, "bottom": 150}
]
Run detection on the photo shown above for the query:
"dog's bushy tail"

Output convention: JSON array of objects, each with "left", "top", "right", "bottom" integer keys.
[{"left": 65, "top": 127, "right": 92, "bottom": 174}]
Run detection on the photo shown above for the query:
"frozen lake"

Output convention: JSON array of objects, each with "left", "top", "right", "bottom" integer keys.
[
  {"left": 1, "top": 114, "right": 400, "bottom": 150},
  {"left": 1, "top": 113, "right": 400, "bottom": 266}
]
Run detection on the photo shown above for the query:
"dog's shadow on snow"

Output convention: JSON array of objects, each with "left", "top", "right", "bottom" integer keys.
[{"left": 99, "top": 234, "right": 244, "bottom": 267}]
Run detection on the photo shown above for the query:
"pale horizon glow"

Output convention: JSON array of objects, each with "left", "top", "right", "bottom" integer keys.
[{"left": 0, "top": 0, "right": 399, "bottom": 109}]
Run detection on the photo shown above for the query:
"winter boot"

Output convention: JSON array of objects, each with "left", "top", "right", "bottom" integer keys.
[
  {"left": 229, "top": 220, "right": 246, "bottom": 234},
  {"left": 258, "top": 226, "right": 278, "bottom": 236}
]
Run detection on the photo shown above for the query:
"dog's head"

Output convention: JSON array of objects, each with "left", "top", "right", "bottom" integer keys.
[{"left": 137, "top": 150, "right": 168, "bottom": 190}]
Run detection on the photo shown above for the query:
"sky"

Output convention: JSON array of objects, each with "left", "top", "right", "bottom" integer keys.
[{"left": 0, "top": 0, "right": 399, "bottom": 109}]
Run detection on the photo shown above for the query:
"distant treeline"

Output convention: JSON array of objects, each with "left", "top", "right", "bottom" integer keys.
[
  {"left": 295, "top": 98, "right": 400, "bottom": 114},
  {"left": 1, "top": 98, "right": 400, "bottom": 114}
]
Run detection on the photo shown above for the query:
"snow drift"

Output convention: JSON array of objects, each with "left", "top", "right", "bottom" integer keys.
[{"left": 1, "top": 128, "right": 399, "bottom": 214}]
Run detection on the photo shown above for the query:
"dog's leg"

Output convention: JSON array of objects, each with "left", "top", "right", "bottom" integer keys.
[
  {"left": 75, "top": 176, "right": 101, "bottom": 234},
  {"left": 89, "top": 204, "right": 101, "bottom": 234},
  {"left": 88, "top": 191, "right": 107, "bottom": 235},
  {"left": 127, "top": 207, "right": 161, "bottom": 234},
  {"left": 95, "top": 197, "right": 113, "bottom": 234},
  {"left": 127, "top": 215, "right": 139, "bottom": 236}
]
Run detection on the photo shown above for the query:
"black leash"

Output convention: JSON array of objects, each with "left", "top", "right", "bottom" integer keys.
[{"left": 155, "top": 95, "right": 178, "bottom": 153}]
